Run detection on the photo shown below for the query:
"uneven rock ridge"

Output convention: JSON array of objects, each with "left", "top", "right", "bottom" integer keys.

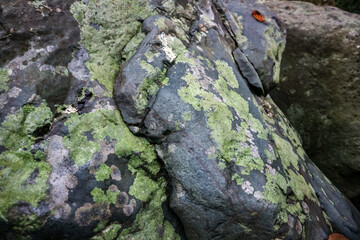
[{"left": 0, "top": 0, "right": 359, "bottom": 239}]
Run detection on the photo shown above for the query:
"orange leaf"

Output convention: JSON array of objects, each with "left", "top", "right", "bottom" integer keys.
[
  {"left": 252, "top": 10, "right": 265, "bottom": 23},
  {"left": 328, "top": 233, "right": 349, "bottom": 240}
]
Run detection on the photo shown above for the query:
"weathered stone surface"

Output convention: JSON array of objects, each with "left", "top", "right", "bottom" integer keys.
[
  {"left": 265, "top": 0, "right": 360, "bottom": 209},
  {"left": 0, "top": 0, "right": 359, "bottom": 239}
]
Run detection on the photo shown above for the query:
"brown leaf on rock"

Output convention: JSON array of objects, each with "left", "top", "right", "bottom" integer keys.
[{"left": 328, "top": 233, "right": 349, "bottom": 240}]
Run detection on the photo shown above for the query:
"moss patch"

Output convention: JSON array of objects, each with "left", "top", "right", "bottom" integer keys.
[
  {"left": 0, "top": 102, "right": 53, "bottom": 221},
  {"left": 71, "top": 0, "right": 155, "bottom": 96}
]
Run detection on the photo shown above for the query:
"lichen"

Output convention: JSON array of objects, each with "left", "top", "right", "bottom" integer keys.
[
  {"left": 232, "top": 173, "right": 244, "bottom": 185},
  {"left": 70, "top": 0, "right": 155, "bottom": 96},
  {"left": 63, "top": 109, "right": 158, "bottom": 172},
  {"left": 0, "top": 68, "right": 10, "bottom": 92},
  {"left": 177, "top": 59, "right": 267, "bottom": 176},
  {"left": 129, "top": 172, "right": 161, "bottom": 202},
  {"left": 92, "top": 223, "right": 122, "bottom": 240},
  {"left": 122, "top": 31, "right": 146, "bottom": 61},
  {"left": 0, "top": 101, "right": 53, "bottom": 151},
  {"left": 263, "top": 25, "right": 285, "bottom": 84},
  {"left": 0, "top": 102, "right": 53, "bottom": 221},
  {"left": 136, "top": 61, "right": 169, "bottom": 113},
  {"left": 91, "top": 187, "right": 120, "bottom": 204},
  {"left": 182, "top": 111, "right": 192, "bottom": 122},
  {"left": 176, "top": 55, "right": 321, "bottom": 233},
  {"left": 12, "top": 213, "right": 44, "bottom": 232},
  {"left": 118, "top": 177, "right": 180, "bottom": 240},
  {"left": 96, "top": 164, "right": 112, "bottom": 181},
  {"left": 62, "top": 109, "right": 179, "bottom": 237}
]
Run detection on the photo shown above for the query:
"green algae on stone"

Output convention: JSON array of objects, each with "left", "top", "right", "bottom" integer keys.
[
  {"left": 118, "top": 177, "right": 180, "bottom": 240},
  {"left": 0, "top": 68, "right": 10, "bottom": 92},
  {"left": 70, "top": 0, "right": 155, "bottom": 96},
  {"left": 96, "top": 164, "right": 112, "bottom": 181}
]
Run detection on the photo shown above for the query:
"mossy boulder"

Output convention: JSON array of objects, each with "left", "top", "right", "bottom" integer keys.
[{"left": 0, "top": 0, "right": 359, "bottom": 239}]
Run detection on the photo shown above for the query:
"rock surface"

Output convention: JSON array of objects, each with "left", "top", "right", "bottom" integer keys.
[
  {"left": 265, "top": 0, "right": 360, "bottom": 209},
  {"left": 0, "top": 0, "right": 359, "bottom": 239}
]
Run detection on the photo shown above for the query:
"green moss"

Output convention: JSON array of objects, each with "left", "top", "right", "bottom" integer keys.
[
  {"left": 91, "top": 187, "right": 120, "bottom": 204},
  {"left": 118, "top": 177, "right": 180, "bottom": 240},
  {"left": 96, "top": 164, "right": 111, "bottom": 181},
  {"left": 0, "top": 68, "right": 10, "bottom": 92},
  {"left": 71, "top": 0, "right": 155, "bottom": 96}
]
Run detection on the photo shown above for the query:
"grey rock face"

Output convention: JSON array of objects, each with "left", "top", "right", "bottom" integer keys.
[
  {"left": 0, "top": 0, "right": 359, "bottom": 239},
  {"left": 266, "top": 0, "right": 360, "bottom": 209}
]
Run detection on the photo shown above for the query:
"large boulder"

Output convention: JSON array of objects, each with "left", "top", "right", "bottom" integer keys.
[
  {"left": 0, "top": 0, "right": 359, "bottom": 239},
  {"left": 265, "top": 0, "right": 360, "bottom": 209}
]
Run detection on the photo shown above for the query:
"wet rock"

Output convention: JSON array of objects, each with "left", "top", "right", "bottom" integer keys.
[
  {"left": 0, "top": 0, "right": 359, "bottom": 239},
  {"left": 266, "top": 0, "right": 360, "bottom": 209}
]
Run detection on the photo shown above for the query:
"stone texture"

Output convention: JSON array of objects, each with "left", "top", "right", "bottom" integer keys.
[
  {"left": 0, "top": 0, "right": 359, "bottom": 239},
  {"left": 265, "top": 0, "right": 360, "bottom": 209}
]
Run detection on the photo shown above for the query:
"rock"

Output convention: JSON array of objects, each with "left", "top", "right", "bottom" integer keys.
[
  {"left": 0, "top": 0, "right": 359, "bottom": 239},
  {"left": 265, "top": 0, "right": 360, "bottom": 209}
]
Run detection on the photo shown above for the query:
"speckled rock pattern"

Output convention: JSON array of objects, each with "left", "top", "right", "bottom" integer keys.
[
  {"left": 265, "top": 0, "right": 360, "bottom": 210},
  {"left": 0, "top": 0, "right": 359, "bottom": 239}
]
